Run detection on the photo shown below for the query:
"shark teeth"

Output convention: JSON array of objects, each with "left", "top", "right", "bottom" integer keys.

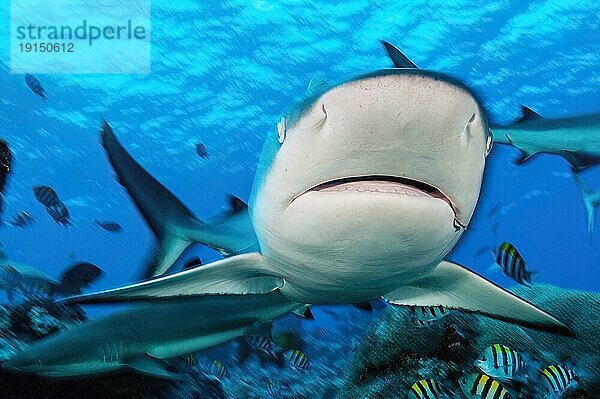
[{"left": 315, "top": 180, "right": 431, "bottom": 197}]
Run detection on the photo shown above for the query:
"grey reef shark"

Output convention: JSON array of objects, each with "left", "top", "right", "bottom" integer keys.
[
  {"left": 4, "top": 41, "right": 573, "bottom": 379},
  {"left": 492, "top": 105, "right": 600, "bottom": 172}
]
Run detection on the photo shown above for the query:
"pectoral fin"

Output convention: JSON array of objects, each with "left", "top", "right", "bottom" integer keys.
[
  {"left": 127, "top": 354, "right": 182, "bottom": 380},
  {"left": 101, "top": 122, "right": 258, "bottom": 278},
  {"left": 383, "top": 260, "right": 573, "bottom": 336},
  {"left": 61, "top": 253, "right": 283, "bottom": 304}
]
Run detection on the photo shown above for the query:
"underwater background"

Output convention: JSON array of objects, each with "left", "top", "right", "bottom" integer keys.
[{"left": 0, "top": 0, "right": 598, "bottom": 398}]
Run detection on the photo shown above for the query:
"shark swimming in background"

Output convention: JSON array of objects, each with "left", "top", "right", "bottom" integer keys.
[
  {"left": 492, "top": 106, "right": 600, "bottom": 172},
  {"left": 3, "top": 292, "right": 302, "bottom": 378},
  {"left": 62, "top": 42, "right": 572, "bottom": 337}
]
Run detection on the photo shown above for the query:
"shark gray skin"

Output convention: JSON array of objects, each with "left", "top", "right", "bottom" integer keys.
[
  {"left": 66, "top": 42, "right": 572, "bottom": 337},
  {"left": 492, "top": 106, "right": 600, "bottom": 172},
  {"left": 572, "top": 173, "right": 600, "bottom": 240},
  {"left": 3, "top": 292, "right": 300, "bottom": 378}
]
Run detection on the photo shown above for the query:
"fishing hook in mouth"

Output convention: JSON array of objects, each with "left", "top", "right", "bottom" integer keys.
[{"left": 453, "top": 218, "right": 467, "bottom": 232}]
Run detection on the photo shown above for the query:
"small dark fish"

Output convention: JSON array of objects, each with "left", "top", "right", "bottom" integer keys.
[
  {"left": 196, "top": 143, "right": 209, "bottom": 159},
  {"left": 283, "top": 349, "right": 310, "bottom": 370},
  {"left": 25, "top": 74, "right": 47, "bottom": 100},
  {"left": 95, "top": 220, "right": 123, "bottom": 233},
  {"left": 8, "top": 211, "right": 35, "bottom": 227},
  {"left": 494, "top": 242, "right": 536, "bottom": 286},
  {"left": 46, "top": 202, "right": 70, "bottom": 226},
  {"left": 183, "top": 256, "right": 203, "bottom": 269},
  {"left": 33, "top": 186, "right": 61, "bottom": 208},
  {"left": 208, "top": 360, "right": 228, "bottom": 379},
  {"left": 56, "top": 262, "right": 103, "bottom": 296}
]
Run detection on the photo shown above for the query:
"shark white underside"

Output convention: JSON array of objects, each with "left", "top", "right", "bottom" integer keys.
[{"left": 65, "top": 43, "right": 572, "bottom": 337}]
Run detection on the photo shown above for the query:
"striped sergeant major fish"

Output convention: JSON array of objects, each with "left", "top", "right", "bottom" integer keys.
[
  {"left": 475, "top": 344, "right": 525, "bottom": 381},
  {"left": 540, "top": 365, "right": 576, "bottom": 398},
  {"left": 493, "top": 242, "right": 536, "bottom": 286},
  {"left": 207, "top": 359, "right": 228, "bottom": 379},
  {"left": 283, "top": 349, "right": 309, "bottom": 370},
  {"left": 408, "top": 379, "right": 446, "bottom": 399},
  {"left": 409, "top": 305, "right": 453, "bottom": 327},
  {"left": 459, "top": 373, "right": 511, "bottom": 399},
  {"left": 245, "top": 335, "right": 276, "bottom": 357}
]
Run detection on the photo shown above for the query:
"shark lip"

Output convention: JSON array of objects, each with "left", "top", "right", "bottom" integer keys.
[{"left": 294, "top": 175, "right": 455, "bottom": 213}]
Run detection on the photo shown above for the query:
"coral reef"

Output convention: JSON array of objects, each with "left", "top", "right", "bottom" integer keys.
[{"left": 338, "top": 285, "right": 599, "bottom": 399}]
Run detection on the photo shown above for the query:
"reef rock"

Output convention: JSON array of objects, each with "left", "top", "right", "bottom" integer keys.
[{"left": 338, "top": 285, "right": 599, "bottom": 399}]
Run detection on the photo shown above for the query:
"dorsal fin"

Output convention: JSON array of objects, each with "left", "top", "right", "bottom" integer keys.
[
  {"left": 517, "top": 105, "right": 542, "bottom": 123},
  {"left": 381, "top": 41, "right": 418, "bottom": 69},
  {"left": 307, "top": 77, "right": 328, "bottom": 93}
]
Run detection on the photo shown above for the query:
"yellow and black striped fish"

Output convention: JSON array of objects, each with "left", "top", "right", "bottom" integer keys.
[
  {"left": 459, "top": 373, "right": 511, "bottom": 399},
  {"left": 245, "top": 335, "right": 275, "bottom": 357},
  {"left": 494, "top": 242, "right": 535, "bottom": 286},
  {"left": 283, "top": 349, "right": 310, "bottom": 370},
  {"left": 475, "top": 344, "right": 525, "bottom": 381},
  {"left": 408, "top": 379, "right": 444, "bottom": 399},
  {"left": 541, "top": 365, "right": 576, "bottom": 397}
]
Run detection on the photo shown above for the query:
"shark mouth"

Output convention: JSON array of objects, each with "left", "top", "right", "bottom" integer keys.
[{"left": 301, "top": 175, "right": 456, "bottom": 214}]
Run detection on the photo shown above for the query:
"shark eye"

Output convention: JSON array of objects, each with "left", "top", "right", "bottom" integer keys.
[
  {"left": 277, "top": 117, "right": 286, "bottom": 144},
  {"left": 485, "top": 129, "right": 494, "bottom": 156}
]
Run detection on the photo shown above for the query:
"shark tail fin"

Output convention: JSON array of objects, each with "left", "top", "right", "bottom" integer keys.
[
  {"left": 572, "top": 173, "right": 598, "bottom": 241},
  {"left": 101, "top": 121, "right": 202, "bottom": 277}
]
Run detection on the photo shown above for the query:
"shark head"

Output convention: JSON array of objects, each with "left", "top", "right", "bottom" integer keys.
[{"left": 251, "top": 69, "right": 492, "bottom": 286}]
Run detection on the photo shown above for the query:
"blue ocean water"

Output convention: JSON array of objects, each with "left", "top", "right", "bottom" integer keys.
[{"left": 0, "top": 1, "right": 598, "bottom": 397}]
